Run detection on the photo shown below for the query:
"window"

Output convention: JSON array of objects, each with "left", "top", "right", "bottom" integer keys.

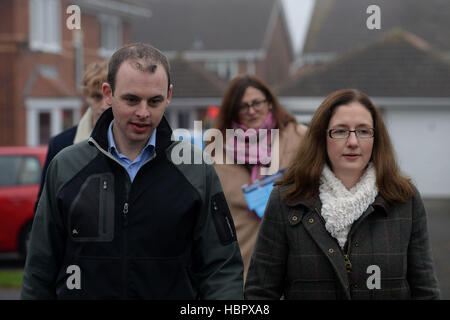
[
  {"left": 62, "top": 109, "right": 74, "bottom": 131},
  {"left": 0, "top": 156, "right": 41, "bottom": 186},
  {"left": 205, "top": 60, "right": 238, "bottom": 80},
  {"left": 26, "top": 98, "right": 82, "bottom": 146},
  {"left": 29, "top": 0, "right": 61, "bottom": 53},
  {"left": 39, "top": 112, "right": 51, "bottom": 145},
  {"left": 99, "top": 14, "right": 122, "bottom": 58},
  {"left": 177, "top": 111, "right": 190, "bottom": 129}
]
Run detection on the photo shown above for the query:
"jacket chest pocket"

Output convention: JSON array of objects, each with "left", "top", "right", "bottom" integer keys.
[
  {"left": 285, "top": 208, "right": 337, "bottom": 281},
  {"left": 68, "top": 173, "right": 115, "bottom": 242}
]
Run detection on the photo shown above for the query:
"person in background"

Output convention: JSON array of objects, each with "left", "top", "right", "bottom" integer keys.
[
  {"left": 35, "top": 61, "right": 109, "bottom": 212},
  {"left": 245, "top": 89, "right": 440, "bottom": 300},
  {"left": 212, "top": 75, "right": 308, "bottom": 280}
]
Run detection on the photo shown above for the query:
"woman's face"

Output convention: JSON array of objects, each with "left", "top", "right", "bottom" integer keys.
[
  {"left": 237, "top": 86, "right": 270, "bottom": 129},
  {"left": 86, "top": 90, "right": 109, "bottom": 127},
  {"left": 326, "top": 102, "right": 374, "bottom": 182}
]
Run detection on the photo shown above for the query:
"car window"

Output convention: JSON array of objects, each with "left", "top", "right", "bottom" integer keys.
[{"left": 0, "top": 155, "right": 41, "bottom": 187}]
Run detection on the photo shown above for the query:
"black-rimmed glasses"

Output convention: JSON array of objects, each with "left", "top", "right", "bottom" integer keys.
[
  {"left": 238, "top": 99, "right": 267, "bottom": 114},
  {"left": 328, "top": 128, "right": 375, "bottom": 139}
]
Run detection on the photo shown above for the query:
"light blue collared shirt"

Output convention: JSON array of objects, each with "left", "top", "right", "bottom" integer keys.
[{"left": 107, "top": 120, "right": 156, "bottom": 182}]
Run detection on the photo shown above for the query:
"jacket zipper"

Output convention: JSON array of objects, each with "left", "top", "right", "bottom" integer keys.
[
  {"left": 90, "top": 137, "right": 160, "bottom": 298},
  {"left": 123, "top": 202, "right": 129, "bottom": 227},
  {"left": 102, "top": 180, "right": 108, "bottom": 234},
  {"left": 224, "top": 216, "right": 235, "bottom": 239},
  {"left": 315, "top": 207, "right": 353, "bottom": 273},
  {"left": 122, "top": 202, "right": 129, "bottom": 297},
  {"left": 344, "top": 240, "right": 353, "bottom": 274}
]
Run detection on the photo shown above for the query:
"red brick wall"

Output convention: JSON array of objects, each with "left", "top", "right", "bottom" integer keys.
[
  {"left": 262, "top": 12, "right": 293, "bottom": 86},
  {"left": 232, "top": 12, "right": 293, "bottom": 86},
  {"left": 0, "top": 0, "right": 23, "bottom": 145},
  {"left": 0, "top": 0, "right": 130, "bottom": 145}
]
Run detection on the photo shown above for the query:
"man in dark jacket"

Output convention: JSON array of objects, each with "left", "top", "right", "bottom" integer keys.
[
  {"left": 34, "top": 61, "right": 109, "bottom": 213},
  {"left": 21, "top": 43, "right": 244, "bottom": 299}
]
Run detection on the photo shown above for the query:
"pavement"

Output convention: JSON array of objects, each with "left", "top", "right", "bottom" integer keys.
[
  {"left": 0, "top": 289, "right": 20, "bottom": 300},
  {"left": 423, "top": 198, "right": 450, "bottom": 299},
  {"left": 0, "top": 198, "right": 448, "bottom": 300}
]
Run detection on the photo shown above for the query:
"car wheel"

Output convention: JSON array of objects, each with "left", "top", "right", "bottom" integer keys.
[{"left": 18, "top": 221, "right": 33, "bottom": 258}]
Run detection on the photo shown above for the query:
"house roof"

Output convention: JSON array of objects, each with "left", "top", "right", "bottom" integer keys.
[
  {"left": 24, "top": 66, "right": 78, "bottom": 98},
  {"left": 170, "top": 59, "right": 228, "bottom": 98},
  {"left": 303, "top": 0, "right": 450, "bottom": 55},
  {"left": 72, "top": 0, "right": 151, "bottom": 18},
  {"left": 28, "top": 75, "right": 77, "bottom": 97},
  {"left": 132, "top": 0, "right": 278, "bottom": 51},
  {"left": 278, "top": 29, "right": 450, "bottom": 97}
]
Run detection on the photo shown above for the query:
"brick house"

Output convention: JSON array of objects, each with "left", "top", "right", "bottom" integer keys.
[
  {"left": 168, "top": 58, "right": 228, "bottom": 129},
  {"left": 131, "top": 0, "right": 294, "bottom": 86},
  {"left": 0, "top": 0, "right": 150, "bottom": 146}
]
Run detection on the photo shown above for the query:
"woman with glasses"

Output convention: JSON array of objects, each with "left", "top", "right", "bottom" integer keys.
[
  {"left": 212, "top": 75, "right": 308, "bottom": 280},
  {"left": 245, "top": 89, "right": 440, "bottom": 300}
]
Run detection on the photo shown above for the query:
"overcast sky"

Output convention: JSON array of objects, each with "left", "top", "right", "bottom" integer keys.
[{"left": 282, "top": 0, "right": 315, "bottom": 54}]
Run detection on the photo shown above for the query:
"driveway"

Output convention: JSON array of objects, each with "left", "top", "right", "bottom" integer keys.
[{"left": 424, "top": 198, "right": 450, "bottom": 299}]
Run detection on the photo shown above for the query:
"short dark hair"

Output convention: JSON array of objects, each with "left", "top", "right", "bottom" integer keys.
[{"left": 107, "top": 43, "right": 171, "bottom": 94}]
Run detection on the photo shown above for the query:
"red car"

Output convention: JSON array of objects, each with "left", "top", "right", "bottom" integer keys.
[{"left": 0, "top": 146, "right": 47, "bottom": 256}]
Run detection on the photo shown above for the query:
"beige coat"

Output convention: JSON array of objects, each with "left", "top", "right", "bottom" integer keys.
[{"left": 214, "top": 121, "right": 307, "bottom": 279}]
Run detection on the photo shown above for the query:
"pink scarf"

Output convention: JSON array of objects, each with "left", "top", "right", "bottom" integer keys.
[{"left": 225, "top": 112, "right": 277, "bottom": 184}]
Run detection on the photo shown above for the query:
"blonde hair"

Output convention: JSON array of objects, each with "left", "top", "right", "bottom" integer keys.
[{"left": 82, "top": 61, "right": 108, "bottom": 97}]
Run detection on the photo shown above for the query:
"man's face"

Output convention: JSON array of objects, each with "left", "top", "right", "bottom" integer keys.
[{"left": 103, "top": 60, "right": 172, "bottom": 154}]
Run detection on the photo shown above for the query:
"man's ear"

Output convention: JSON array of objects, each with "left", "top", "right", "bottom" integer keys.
[
  {"left": 102, "top": 82, "right": 113, "bottom": 107},
  {"left": 166, "top": 84, "right": 173, "bottom": 106}
]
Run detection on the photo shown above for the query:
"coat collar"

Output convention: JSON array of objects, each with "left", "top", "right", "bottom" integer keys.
[
  {"left": 371, "top": 195, "right": 390, "bottom": 216},
  {"left": 284, "top": 186, "right": 390, "bottom": 216},
  {"left": 284, "top": 187, "right": 320, "bottom": 210},
  {"left": 89, "top": 107, "right": 173, "bottom": 155}
]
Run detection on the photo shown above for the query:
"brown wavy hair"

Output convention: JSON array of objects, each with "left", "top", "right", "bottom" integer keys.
[
  {"left": 277, "top": 89, "right": 415, "bottom": 204},
  {"left": 212, "top": 74, "right": 296, "bottom": 141}
]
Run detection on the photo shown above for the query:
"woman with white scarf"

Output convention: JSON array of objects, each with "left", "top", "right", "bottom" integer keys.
[{"left": 245, "top": 89, "right": 440, "bottom": 300}]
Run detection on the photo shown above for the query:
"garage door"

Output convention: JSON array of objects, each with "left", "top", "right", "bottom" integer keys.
[{"left": 385, "top": 110, "right": 450, "bottom": 198}]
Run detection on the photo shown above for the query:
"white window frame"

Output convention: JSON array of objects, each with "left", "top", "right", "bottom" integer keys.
[
  {"left": 205, "top": 60, "right": 238, "bottom": 80},
  {"left": 98, "top": 14, "right": 122, "bottom": 58},
  {"left": 29, "top": 0, "right": 62, "bottom": 54},
  {"left": 25, "top": 98, "right": 82, "bottom": 146}
]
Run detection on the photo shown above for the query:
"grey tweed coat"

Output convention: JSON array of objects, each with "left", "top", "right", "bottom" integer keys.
[{"left": 244, "top": 185, "right": 440, "bottom": 300}]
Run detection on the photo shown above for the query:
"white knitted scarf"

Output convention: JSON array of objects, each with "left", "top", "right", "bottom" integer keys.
[{"left": 319, "top": 163, "right": 378, "bottom": 249}]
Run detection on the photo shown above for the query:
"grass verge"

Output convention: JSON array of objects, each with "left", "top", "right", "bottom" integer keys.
[{"left": 0, "top": 270, "right": 23, "bottom": 289}]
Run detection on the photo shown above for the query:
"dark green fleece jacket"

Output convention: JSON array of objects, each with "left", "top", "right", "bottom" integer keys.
[{"left": 21, "top": 108, "right": 243, "bottom": 299}]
